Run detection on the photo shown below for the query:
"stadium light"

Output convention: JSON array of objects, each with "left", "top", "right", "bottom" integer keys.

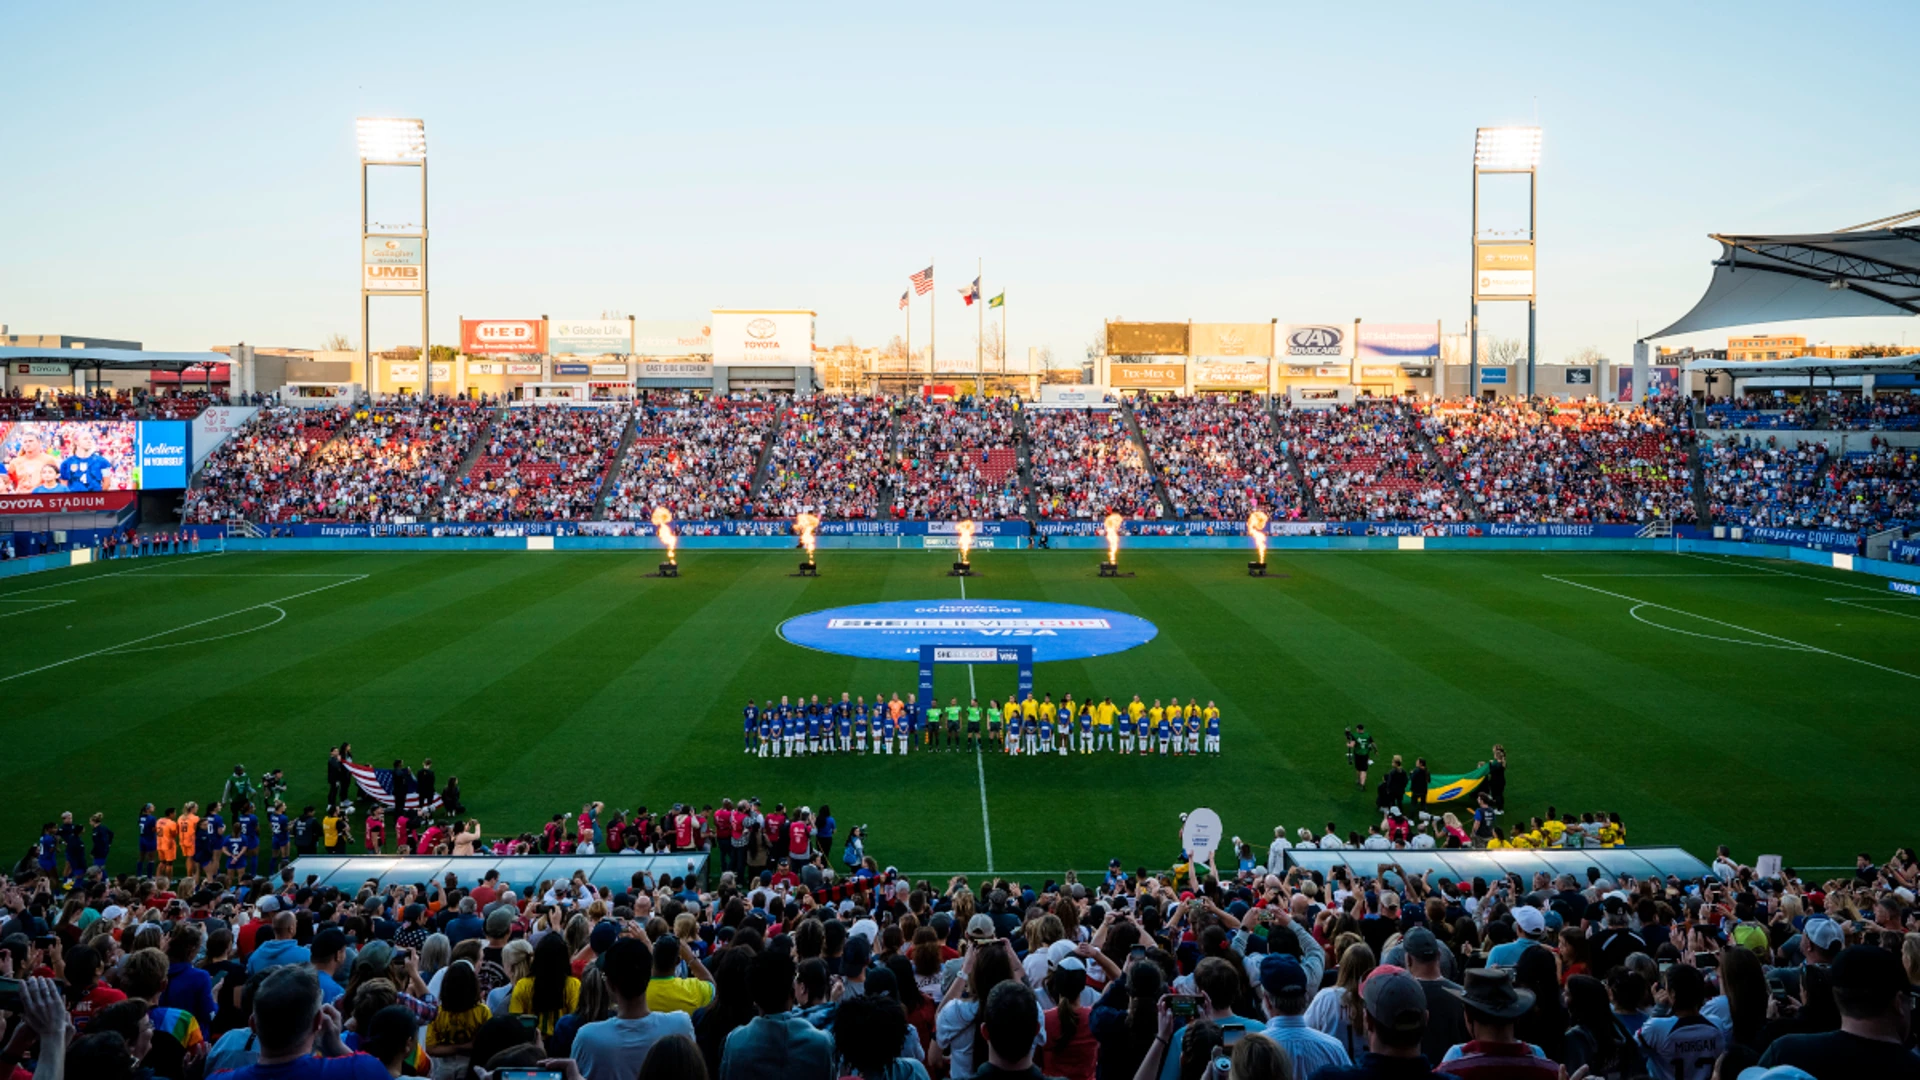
[
  {"left": 357, "top": 118, "right": 430, "bottom": 400},
  {"left": 1473, "top": 126, "right": 1541, "bottom": 172},
  {"left": 356, "top": 117, "right": 427, "bottom": 162},
  {"left": 1470, "top": 125, "right": 1540, "bottom": 399}
]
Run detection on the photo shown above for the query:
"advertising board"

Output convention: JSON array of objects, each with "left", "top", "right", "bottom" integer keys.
[
  {"left": 1109, "top": 363, "right": 1185, "bottom": 389},
  {"left": 1106, "top": 322, "right": 1188, "bottom": 356},
  {"left": 638, "top": 361, "right": 714, "bottom": 380},
  {"left": 362, "top": 237, "right": 423, "bottom": 292},
  {"left": 1474, "top": 243, "right": 1535, "bottom": 298},
  {"left": 1194, "top": 361, "right": 1268, "bottom": 388},
  {"left": 461, "top": 319, "right": 547, "bottom": 355},
  {"left": 1188, "top": 323, "right": 1273, "bottom": 357},
  {"left": 1036, "top": 385, "right": 1114, "bottom": 409},
  {"left": 1278, "top": 324, "right": 1351, "bottom": 361},
  {"left": 1356, "top": 323, "right": 1441, "bottom": 363},
  {"left": 632, "top": 321, "right": 712, "bottom": 356},
  {"left": 710, "top": 311, "right": 813, "bottom": 365},
  {"left": 549, "top": 319, "right": 631, "bottom": 355},
  {"left": 190, "top": 406, "right": 259, "bottom": 470}
]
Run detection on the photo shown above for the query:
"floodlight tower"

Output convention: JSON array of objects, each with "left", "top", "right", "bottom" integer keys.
[
  {"left": 1470, "top": 126, "right": 1540, "bottom": 397},
  {"left": 356, "top": 118, "right": 429, "bottom": 397}
]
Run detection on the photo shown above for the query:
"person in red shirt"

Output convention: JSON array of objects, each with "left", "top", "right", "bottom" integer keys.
[
  {"left": 363, "top": 810, "right": 385, "bottom": 854},
  {"left": 673, "top": 806, "right": 695, "bottom": 850},
  {"left": 64, "top": 943, "right": 126, "bottom": 1029},
  {"left": 713, "top": 800, "right": 735, "bottom": 868},
  {"left": 788, "top": 810, "right": 813, "bottom": 868},
  {"left": 766, "top": 805, "right": 789, "bottom": 864},
  {"left": 393, "top": 812, "right": 412, "bottom": 854},
  {"left": 469, "top": 871, "right": 500, "bottom": 909}
]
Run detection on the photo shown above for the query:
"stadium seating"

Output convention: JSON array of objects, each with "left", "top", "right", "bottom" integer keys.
[
  {"left": 270, "top": 399, "right": 488, "bottom": 523},
  {"left": 889, "top": 396, "right": 1026, "bottom": 519},
  {"left": 181, "top": 405, "right": 349, "bottom": 524},
  {"left": 1278, "top": 398, "right": 1462, "bottom": 522},
  {"left": 604, "top": 394, "right": 778, "bottom": 521},
  {"left": 442, "top": 405, "right": 628, "bottom": 521},
  {"left": 757, "top": 395, "right": 895, "bottom": 519},
  {"left": 1027, "top": 407, "right": 1161, "bottom": 519},
  {"left": 1133, "top": 395, "right": 1304, "bottom": 520},
  {"left": 1704, "top": 436, "right": 1919, "bottom": 534}
]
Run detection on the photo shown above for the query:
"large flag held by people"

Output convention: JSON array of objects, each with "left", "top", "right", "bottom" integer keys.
[
  {"left": 1424, "top": 763, "right": 1490, "bottom": 804},
  {"left": 344, "top": 761, "right": 443, "bottom": 812}
]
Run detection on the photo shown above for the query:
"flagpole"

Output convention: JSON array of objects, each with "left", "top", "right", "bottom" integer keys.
[
  {"left": 929, "top": 257, "right": 936, "bottom": 388},
  {"left": 976, "top": 256, "right": 984, "bottom": 399},
  {"left": 905, "top": 294, "right": 911, "bottom": 388},
  {"left": 1002, "top": 296, "right": 1008, "bottom": 377}
]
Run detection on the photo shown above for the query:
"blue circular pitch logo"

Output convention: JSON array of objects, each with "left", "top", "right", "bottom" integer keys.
[{"left": 779, "top": 600, "right": 1158, "bottom": 662}]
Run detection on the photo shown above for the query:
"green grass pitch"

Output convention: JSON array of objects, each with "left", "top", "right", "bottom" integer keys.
[{"left": 3, "top": 547, "right": 1915, "bottom": 875}]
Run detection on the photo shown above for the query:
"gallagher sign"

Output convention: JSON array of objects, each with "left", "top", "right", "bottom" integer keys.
[
  {"left": 779, "top": 599, "right": 1158, "bottom": 662},
  {"left": 363, "top": 238, "right": 423, "bottom": 292}
]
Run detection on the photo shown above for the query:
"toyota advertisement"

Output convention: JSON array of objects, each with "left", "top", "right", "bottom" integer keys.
[
  {"left": 710, "top": 310, "right": 814, "bottom": 366},
  {"left": 460, "top": 318, "right": 548, "bottom": 355},
  {"left": 0, "top": 420, "right": 189, "bottom": 511}
]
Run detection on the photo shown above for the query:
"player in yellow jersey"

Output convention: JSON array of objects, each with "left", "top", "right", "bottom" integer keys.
[
  {"left": 1022, "top": 694, "right": 1039, "bottom": 723},
  {"left": 1001, "top": 698, "right": 1018, "bottom": 749},
  {"left": 1541, "top": 813, "right": 1566, "bottom": 846},
  {"left": 1183, "top": 700, "right": 1202, "bottom": 756},
  {"left": 1094, "top": 698, "right": 1117, "bottom": 752}
]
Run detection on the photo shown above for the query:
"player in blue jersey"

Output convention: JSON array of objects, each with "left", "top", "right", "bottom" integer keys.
[
  {"left": 857, "top": 697, "right": 875, "bottom": 753},
  {"left": 222, "top": 826, "right": 246, "bottom": 886},
  {"left": 235, "top": 802, "right": 259, "bottom": 875},
  {"left": 742, "top": 700, "right": 759, "bottom": 754},
  {"left": 880, "top": 703, "right": 897, "bottom": 755},
  {"left": 1185, "top": 702, "right": 1203, "bottom": 757},
  {"left": 35, "top": 824, "right": 58, "bottom": 876},
  {"left": 757, "top": 703, "right": 775, "bottom": 758},
  {"left": 1005, "top": 710, "right": 1022, "bottom": 755},
  {"left": 136, "top": 802, "right": 158, "bottom": 876},
  {"left": 1167, "top": 698, "right": 1185, "bottom": 754},
  {"left": 904, "top": 697, "right": 922, "bottom": 749},
  {"left": 837, "top": 695, "right": 855, "bottom": 753},
  {"left": 1057, "top": 700, "right": 1075, "bottom": 756},
  {"left": 1134, "top": 710, "right": 1150, "bottom": 755},
  {"left": 1204, "top": 700, "right": 1221, "bottom": 753},
  {"left": 269, "top": 800, "right": 291, "bottom": 871},
  {"left": 1038, "top": 712, "right": 1055, "bottom": 755},
  {"left": 58, "top": 813, "right": 85, "bottom": 881},
  {"left": 1078, "top": 701, "right": 1095, "bottom": 755},
  {"left": 775, "top": 696, "right": 794, "bottom": 757},
  {"left": 1155, "top": 710, "right": 1173, "bottom": 755},
  {"left": 804, "top": 705, "right": 822, "bottom": 756}
]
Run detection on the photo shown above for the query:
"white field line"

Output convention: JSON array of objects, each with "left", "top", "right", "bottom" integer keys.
[
  {"left": 1826, "top": 596, "right": 1920, "bottom": 622},
  {"left": 1555, "top": 573, "right": 1776, "bottom": 578},
  {"left": 1626, "top": 604, "right": 1812, "bottom": 651},
  {"left": 1543, "top": 574, "right": 1920, "bottom": 682},
  {"left": 0, "top": 552, "right": 222, "bottom": 597},
  {"left": 0, "top": 599, "right": 76, "bottom": 620},
  {"left": 0, "top": 574, "right": 367, "bottom": 684},
  {"left": 1678, "top": 552, "right": 1898, "bottom": 595}
]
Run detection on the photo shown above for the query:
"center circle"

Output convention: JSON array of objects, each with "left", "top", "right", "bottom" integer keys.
[{"left": 778, "top": 599, "right": 1159, "bottom": 663}]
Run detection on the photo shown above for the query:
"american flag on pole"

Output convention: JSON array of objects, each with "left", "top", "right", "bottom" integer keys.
[
  {"left": 344, "top": 762, "right": 443, "bottom": 812},
  {"left": 899, "top": 290, "right": 910, "bottom": 310},
  {"left": 910, "top": 266, "right": 934, "bottom": 295}
]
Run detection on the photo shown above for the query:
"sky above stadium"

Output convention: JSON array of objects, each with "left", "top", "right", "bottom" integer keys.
[{"left": 4, "top": 1, "right": 1917, "bottom": 365}]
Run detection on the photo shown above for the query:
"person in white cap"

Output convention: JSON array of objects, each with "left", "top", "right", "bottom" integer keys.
[{"left": 1487, "top": 905, "right": 1547, "bottom": 968}]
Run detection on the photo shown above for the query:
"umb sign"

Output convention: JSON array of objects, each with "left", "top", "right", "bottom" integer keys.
[
  {"left": 1181, "top": 808, "right": 1224, "bottom": 859},
  {"left": 362, "top": 238, "right": 423, "bottom": 292},
  {"left": 1475, "top": 243, "right": 1535, "bottom": 299},
  {"left": 461, "top": 319, "right": 547, "bottom": 355}
]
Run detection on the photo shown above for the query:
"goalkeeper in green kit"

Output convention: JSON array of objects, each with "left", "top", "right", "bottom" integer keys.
[{"left": 1345, "top": 724, "right": 1376, "bottom": 791}]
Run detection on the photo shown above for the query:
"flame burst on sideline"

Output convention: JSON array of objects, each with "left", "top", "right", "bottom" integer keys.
[
  {"left": 652, "top": 507, "right": 678, "bottom": 564},
  {"left": 1247, "top": 509, "right": 1269, "bottom": 564},
  {"left": 1103, "top": 512, "right": 1123, "bottom": 565},
  {"left": 956, "top": 519, "right": 977, "bottom": 564},
  {"left": 794, "top": 512, "right": 820, "bottom": 563}
]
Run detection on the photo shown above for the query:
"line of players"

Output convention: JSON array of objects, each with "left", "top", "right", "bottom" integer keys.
[{"left": 743, "top": 692, "right": 1222, "bottom": 757}]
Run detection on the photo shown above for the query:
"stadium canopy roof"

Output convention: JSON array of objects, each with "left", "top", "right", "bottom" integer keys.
[
  {"left": 1651, "top": 210, "right": 1920, "bottom": 339},
  {"left": 1681, "top": 353, "right": 1920, "bottom": 376},
  {"left": 0, "top": 346, "right": 228, "bottom": 371}
]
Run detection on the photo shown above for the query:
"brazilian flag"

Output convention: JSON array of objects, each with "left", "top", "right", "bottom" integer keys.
[
  {"left": 988, "top": 292, "right": 1005, "bottom": 308},
  {"left": 1424, "top": 763, "right": 1490, "bottom": 804}
]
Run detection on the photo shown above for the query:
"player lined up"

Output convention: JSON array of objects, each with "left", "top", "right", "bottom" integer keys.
[{"left": 743, "top": 691, "right": 1222, "bottom": 756}]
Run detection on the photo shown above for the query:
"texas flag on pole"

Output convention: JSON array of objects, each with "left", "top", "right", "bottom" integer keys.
[{"left": 960, "top": 277, "right": 980, "bottom": 306}]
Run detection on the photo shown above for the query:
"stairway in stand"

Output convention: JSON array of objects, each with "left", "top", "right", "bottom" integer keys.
[{"left": 1118, "top": 397, "right": 1177, "bottom": 518}]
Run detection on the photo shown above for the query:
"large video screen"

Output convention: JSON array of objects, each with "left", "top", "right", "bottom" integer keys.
[{"left": 0, "top": 420, "right": 188, "bottom": 495}]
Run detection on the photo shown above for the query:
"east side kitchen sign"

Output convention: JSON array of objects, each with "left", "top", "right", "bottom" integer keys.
[
  {"left": 460, "top": 319, "right": 547, "bottom": 355},
  {"left": 710, "top": 310, "right": 814, "bottom": 365}
]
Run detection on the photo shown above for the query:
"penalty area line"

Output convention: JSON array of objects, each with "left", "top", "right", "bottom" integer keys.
[{"left": 0, "top": 574, "right": 367, "bottom": 685}]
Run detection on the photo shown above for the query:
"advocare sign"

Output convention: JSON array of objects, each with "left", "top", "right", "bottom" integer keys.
[{"left": 1181, "top": 808, "right": 1224, "bottom": 860}]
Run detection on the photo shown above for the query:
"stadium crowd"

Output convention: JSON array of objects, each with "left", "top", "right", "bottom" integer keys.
[
  {"left": 9, "top": 773, "right": 1918, "bottom": 1080},
  {"left": 1428, "top": 399, "right": 1697, "bottom": 526},
  {"left": 605, "top": 396, "right": 776, "bottom": 522},
  {"left": 1133, "top": 397, "right": 1305, "bottom": 521},
  {"left": 0, "top": 389, "right": 243, "bottom": 422},
  {"left": 889, "top": 397, "right": 1026, "bottom": 520},
  {"left": 758, "top": 396, "right": 897, "bottom": 520},
  {"left": 1704, "top": 437, "right": 1920, "bottom": 534},
  {"left": 1277, "top": 400, "right": 1461, "bottom": 523},
  {"left": 269, "top": 401, "right": 488, "bottom": 524},
  {"left": 1027, "top": 408, "right": 1161, "bottom": 520},
  {"left": 182, "top": 407, "right": 349, "bottom": 525},
  {"left": 442, "top": 407, "right": 627, "bottom": 522}
]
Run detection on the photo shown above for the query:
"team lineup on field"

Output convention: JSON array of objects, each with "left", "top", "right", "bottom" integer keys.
[{"left": 746, "top": 692, "right": 1222, "bottom": 757}]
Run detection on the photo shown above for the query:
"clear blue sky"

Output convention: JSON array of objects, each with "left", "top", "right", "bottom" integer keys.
[{"left": 3, "top": 1, "right": 1915, "bottom": 363}]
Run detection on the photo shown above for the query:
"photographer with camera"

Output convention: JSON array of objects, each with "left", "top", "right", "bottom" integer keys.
[{"left": 1345, "top": 725, "right": 1377, "bottom": 791}]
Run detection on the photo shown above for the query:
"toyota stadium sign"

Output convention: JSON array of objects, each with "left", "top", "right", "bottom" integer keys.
[
  {"left": 710, "top": 310, "right": 814, "bottom": 365},
  {"left": 1280, "top": 324, "right": 1351, "bottom": 359},
  {"left": 461, "top": 319, "right": 547, "bottom": 355}
]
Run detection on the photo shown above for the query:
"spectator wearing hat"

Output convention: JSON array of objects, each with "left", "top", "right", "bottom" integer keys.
[
  {"left": 1254, "top": 953, "right": 1350, "bottom": 1077},
  {"left": 1397, "top": 928, "right": 1466, "bottom": 1066},
  {"left": 1436, "top": 968, "right": 1559, "bottom": 1078},
  {"left": 1757, "top": 945, "right": 1920, "bottom": 1078},
  {"left": 1311, "top": 969, "right": 1449, "bottom": 1080},
  {"left": 1485, "top": 907, "right": 1545, "bottom": 969},
  {"left": 1634, "top": 963, "right": 1725, "bottom": 1080},
  {"left": 1037, "top": 951, "right": 1097, "bottom": 1080}
]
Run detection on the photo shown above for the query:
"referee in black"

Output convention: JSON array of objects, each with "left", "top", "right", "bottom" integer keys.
[{"left": 1346, "top": 724, "right": 1375, "bottom": 790}]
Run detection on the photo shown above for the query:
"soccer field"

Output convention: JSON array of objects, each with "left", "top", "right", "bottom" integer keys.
[{"left": 3, "top": 547, "right": 1915, "bottom": 875}]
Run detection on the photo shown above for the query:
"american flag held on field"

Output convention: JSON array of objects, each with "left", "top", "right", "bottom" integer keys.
[
  {"left": 910, "top": 266, "right": 934, "bottom": 295},
  {"left": 344, "top": 762, "right": 443, "bottom": 812}
]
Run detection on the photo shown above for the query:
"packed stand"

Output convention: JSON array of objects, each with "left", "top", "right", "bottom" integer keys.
[
  {"left": 0, "top": 390, "right": 140, "bottom": 420},
  {"left": 442, "top": 405, "right": 627, "bottom": 522},
  {"left": 757, "top": 395, "right": 895, "bottom": 520},
  {"left": 1027, "top": 408, "right": 1162, "bottom": 519},
  {"left": 1705, "top": 436, "right": 1919, "bottom": 534},
  {"left": 1278, "top": 398, "right": 1462, "bottom": 522},
  {"left": 1826, "top": 391, "right": 1920, "bottom": 431},
  {"left": 270, "top": 399, "right": 489, "bottom": 523},
  {"left": 605, "top": 395, "right": 778, "bottom": 521},
  {"left": 889, "top": 397, "right": 1026, "bottom": 520},
  {"left": 1429, "top": 398, "right": 1697, "bottom": 525},
  {"left": 146, "top": 391, "right": 228, "bottom": 420},
  {"left": 1133, "top": 395, "right": 1304, "bottom": 521},
  {"left": 180, "top": 406, "right": 348, "bottom": 524},
  {"left": 1702, "top": 396, "right": 1816, "bottom": 431}
]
